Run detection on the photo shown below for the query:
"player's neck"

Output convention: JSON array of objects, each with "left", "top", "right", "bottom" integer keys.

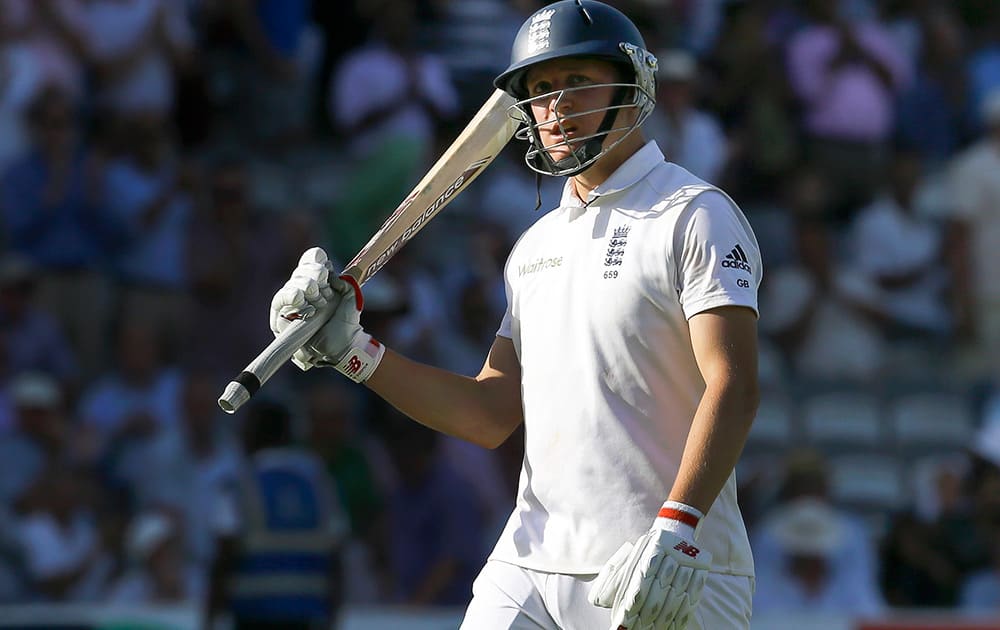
[{"left": 570, "top": 133, "right": 646, "bottom": 202}]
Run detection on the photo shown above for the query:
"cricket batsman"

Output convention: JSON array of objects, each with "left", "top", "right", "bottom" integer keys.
[{"left": 269, "top": 1, "right": 761, "bottom": 627}]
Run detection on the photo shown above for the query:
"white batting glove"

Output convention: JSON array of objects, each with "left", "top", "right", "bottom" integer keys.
[
  {"left": 589, "top": 501, "right": 711, "bottom": 630},
  {"left": 270, "top": 247, "right": 385, "bottom": 381}
]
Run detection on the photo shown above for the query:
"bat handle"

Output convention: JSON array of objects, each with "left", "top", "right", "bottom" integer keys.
[{"left": 217, "top": 302, "right": 335, "bottom": 414}]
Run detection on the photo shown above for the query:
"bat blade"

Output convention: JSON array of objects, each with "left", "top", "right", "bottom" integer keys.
[{"left": 218, "top": 89, "right": 520, "bottom": 413}]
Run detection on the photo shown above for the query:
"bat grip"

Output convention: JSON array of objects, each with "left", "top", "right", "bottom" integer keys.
[{"left": 217, "top": 302, "right": 335, "bottom": 414}]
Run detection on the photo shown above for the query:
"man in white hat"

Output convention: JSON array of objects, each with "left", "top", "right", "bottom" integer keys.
[
  {"left": 107, "top": 510, "right": 204, "bottom": 604},
  {"left": 752, "top": 497, "right": 884, "bottom": 616}
]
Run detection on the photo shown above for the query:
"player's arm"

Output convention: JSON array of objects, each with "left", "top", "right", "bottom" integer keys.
[
  {"left": 668, "top": 305, "right": 760, "bottom": 514},
  {"left": 270, "top": 248, "right": 523, "bottom": 450},
  {"left": 366, "top": 337, "right": 524, "bottom": 449},
  {"left": 589, "top": 305, "right": 759, "bottom": 630}
]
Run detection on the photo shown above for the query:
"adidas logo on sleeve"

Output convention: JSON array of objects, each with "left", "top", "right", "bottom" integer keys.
[{"left": 721, "top": 244, "right": 752, "bottom": 274}]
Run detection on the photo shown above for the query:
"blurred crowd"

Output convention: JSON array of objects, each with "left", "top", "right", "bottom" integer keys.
[{"left": 1, "top": 0, "right": 1000, "bottom": 624}]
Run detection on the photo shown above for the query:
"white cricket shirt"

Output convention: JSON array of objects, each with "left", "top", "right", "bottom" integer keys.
[{"left": 491, "top": 141, "right": 760, "bottom": 576}]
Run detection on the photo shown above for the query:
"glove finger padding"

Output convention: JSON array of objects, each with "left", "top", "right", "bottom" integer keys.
[
  {"left": 590, "top": 541, "right": 633, "bottom": 608},
  {"left": 290, "top": 264, "right": 331, "bottom": 301},
  {"left": 657, "top": 566, "right": 694, "bottom": 629},
  {"left": 634, "top": 554, "right": 680, "bottom": 626},
  {"left": 270, "top": 251, "right": 336, "bottom": 336},
  {"left": 298, "top": 246, "right": 329, "bottom": 266},
  {"left": 269, "top": 247, "right": 342, "bottom": 371},
  {"left": 662, "top": 566, "right": 707, "bottom": 629},
  {"left": 611, "top": 533, "right": 665, "bottom": 629},
  {"left": 659, "top": 597, "right": 692, "bottom": 630},
  {"left": 270, "top": 285, "right": 312, "bottom": 335},
  {"left": 599, "top": 527, "right": 713, "bottom": 630}
]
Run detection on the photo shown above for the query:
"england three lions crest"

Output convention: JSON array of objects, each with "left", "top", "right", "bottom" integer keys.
[{"left": 605, "top": 225, "right": 630, "bottom": 267}]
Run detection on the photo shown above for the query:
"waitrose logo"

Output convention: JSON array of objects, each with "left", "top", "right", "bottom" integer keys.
[{"left": 518, "top": 256, "right": 563, "bottom": 277}]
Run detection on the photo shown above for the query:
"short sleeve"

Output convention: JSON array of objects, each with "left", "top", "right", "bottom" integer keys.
[
  {"left": 496, "top": 308, "right": 513, "bottom": 339},
  {"left": 497, "top": 251, "right": 517, "bottom": 340},
  {"left": 674, "top": 192, "right": 761, "bottom": 320}
]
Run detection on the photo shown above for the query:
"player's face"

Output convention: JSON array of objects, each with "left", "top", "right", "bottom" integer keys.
[{"left": 524, "top": 58, "right": 627, "bottom": 163}]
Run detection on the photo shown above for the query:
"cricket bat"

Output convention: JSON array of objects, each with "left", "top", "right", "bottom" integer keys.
[{"left": 218, "top": 89, "right": 520, "bottom": 413}]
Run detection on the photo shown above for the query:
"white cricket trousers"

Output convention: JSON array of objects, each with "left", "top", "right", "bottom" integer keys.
[{"left": 459, "top": 560, "right": 753, "bottom": 630}]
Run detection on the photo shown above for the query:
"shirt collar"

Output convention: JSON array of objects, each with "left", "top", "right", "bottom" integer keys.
[{"left": 557, "top": 140, "right": 665, "bottom": 209}]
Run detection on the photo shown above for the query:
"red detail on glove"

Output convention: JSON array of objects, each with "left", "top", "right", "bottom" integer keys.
[
  {"left": 657, "top": 507, "right": 700, "bottom": 528},
  {"left": 339, "top": 274, "right": 364, "bottom": 311}
]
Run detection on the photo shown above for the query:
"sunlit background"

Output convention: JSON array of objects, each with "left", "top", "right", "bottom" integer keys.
[{"left": 0, "top": 0, "right": 999, "bottom": 628}]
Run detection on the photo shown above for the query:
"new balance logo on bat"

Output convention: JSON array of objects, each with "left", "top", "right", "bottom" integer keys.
[{"left": 721, "top": 244, "right": 752, "bottom": 274}]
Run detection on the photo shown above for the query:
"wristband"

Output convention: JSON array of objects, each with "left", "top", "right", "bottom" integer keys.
[
  {"left": 330, "top": 333, "right": 385, "bottom": 383},
  {"left": 654, "top": 501, "right": 704, "bottom": 540}
]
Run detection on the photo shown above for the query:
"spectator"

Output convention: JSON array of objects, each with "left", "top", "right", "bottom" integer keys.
[
  {"left": 752, "top": 450, "right": 883, "bottom": 612},
  {"left": 966, "top": 410, "right": 1000, "bottom": 550},
  {"left": 430, "top": 276, "right": 516, "bottom": 543},
  {"left": 964, "top": 6, "right": 1000, "bottom": 134},
  {"left": 786, "top": 0, "right": 911, "bottom": 220},
  {"left": 303, "top": 379, "right": 384, "bottom": 541},
  {"left": 0, "top": 372, "right": 70, "bottom": 511},
  {"left": 958, "top": 409, "right": 1000, "bottom": 610},
  {"left": 435, "top": 273, "right": 507, "bottom": 377},
  {"left": 422, "top": 0, "right": 524, "bottom": 114},
  {"left": 705, "top": 1, "right": 798, "bottom": 202},
  {"left": 894, "top": 6, "right": 969, "bottom": 165},
  {"left": 0, "top": 85, "right": 119, "bottom": 377},
  {"left": 881, "top": 510, "right": 965, "bottom": 607},
  {"left": 330, "top": 0, "right": 457, "bottom": 157},
  {"left": 327, "top": 0, "right": 459, "bottom": 258},
  {"left": 757, "top": 167, "right": 887, "bottom": 381},
  {"left": 838, "top": 149, "right": 953, "bottom": 338},
  {"left": 310, "top": 1, "right": 369, "bottom": 134},
  {"left": 76, "top": 321, "right": 182, "bottom": 481},
  {"left": 206, "top": 399, "right": 347, "bottom": 630},
  {"left": 883, "top": 413, "right": 1000, "bottom": 607},
  {"left": 107, "top": 510, "right": 204, "bottom": 604},
  {"left": 0, "top": 0, "right": 90, "bottom": 169},
  {"left": 381, "top": 410, "right": 487, "bottom": 606},
  {"left": 184, "top": 155, "right": 288, "bottom": 375},
  {"left": 304, "top": 378, "right": 388, "bottom": 603},
  {"left": 82, "top": 0, "right": 195, "bottom": 116},
  {"left": 103, "top": 110, "right": 196, "bottom": 357},
  {"left": 223, "top": 0, "right": 318, "bottom": 146},
  {"left": 0, "top": 255, "right": 77, "bottom": 388},
  {"left": 960, "top": 529, "right": 1000, "bottom": 611},
  {"left": 644, "top": 49, "right": 727, "bottom": 183},
  {"left": 374, "top": 252, "right": 451, "bottom": 363},
  {"left": 15, "top": 464, "right": 109, "bottom": 601},
  {"left": 753, "top": 497, "right": 884, "bottom": 616},
  {"left": 136, "top": 367, "right": 240, "bottom": 572},
  {"left": 946, "top": 88, "right": 1000, "bottom": 373},
  {"left": 473, "top": 146, "right": 564, "bottom": 243}
]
